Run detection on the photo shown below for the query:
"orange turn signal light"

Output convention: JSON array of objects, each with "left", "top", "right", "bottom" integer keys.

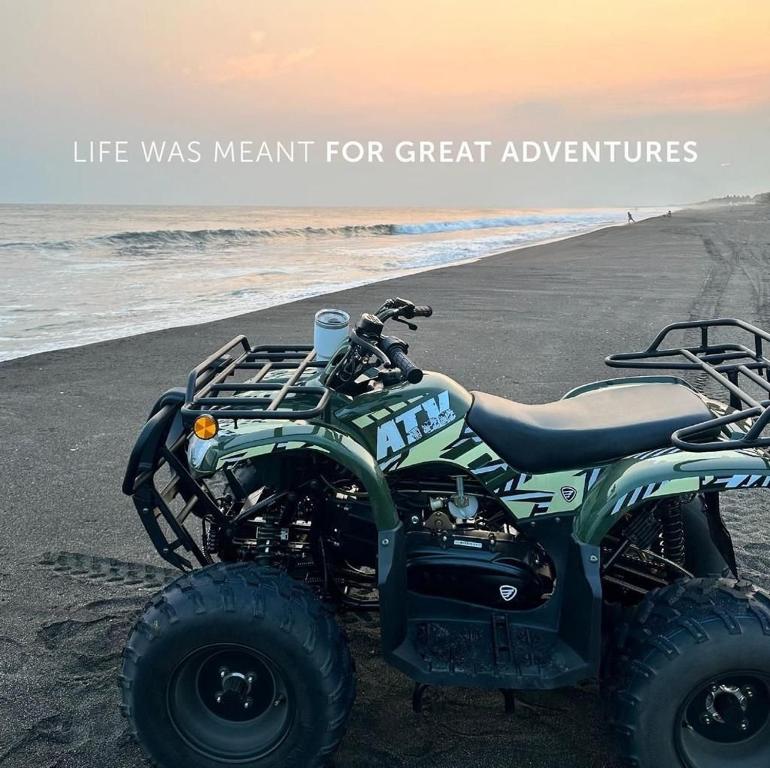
[{"left": 193, "top": 414, "right": 218, "bottom": 440}]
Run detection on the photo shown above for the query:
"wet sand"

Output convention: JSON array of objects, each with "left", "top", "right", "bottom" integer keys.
[{"left": 1, "top": 204, "right": 769, "bottom": 767}]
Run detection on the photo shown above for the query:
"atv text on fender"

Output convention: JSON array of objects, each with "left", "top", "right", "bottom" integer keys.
[{"left": 121, "top": 300, "right": 770, "bottom": 768}]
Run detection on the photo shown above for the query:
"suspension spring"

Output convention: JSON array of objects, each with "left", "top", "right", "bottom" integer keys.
[
  {"left": 658, "top": 501, "right": 686, "bottom": 565},
  {"left": 252, "top": 518, "right": 282, "bottom": 561},
  {"left": 204, "top": 523, "right": 222, "bottom": 557}
]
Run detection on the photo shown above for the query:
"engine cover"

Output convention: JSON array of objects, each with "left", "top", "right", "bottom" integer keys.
[{"left": 406, "top": 529, "right": 554, "bottom": 611}]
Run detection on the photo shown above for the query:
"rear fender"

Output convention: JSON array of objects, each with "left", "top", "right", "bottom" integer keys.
[
  {"left": 562, "top": 374, "right": 696, "bottom": 399},
  {"left": 575, "top": 446, "right": 770, "bottom": 544}
]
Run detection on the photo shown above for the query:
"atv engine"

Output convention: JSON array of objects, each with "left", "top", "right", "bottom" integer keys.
[
  {"left": 406, "top": 528, "right": 554, "bottom": 610},
  {"left": 394, "top": 466, "right": 555, "bottom": 610},
  {"left": 201, "top": 456, "right": 554, "bottom": 611}
]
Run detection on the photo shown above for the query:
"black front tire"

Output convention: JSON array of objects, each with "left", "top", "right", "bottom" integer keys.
[
  {"left": 119, "top": 562, "right": 355, "bottom": 768},
  {"left": 611, "top": 578, "right": 770, "bottom": 768}
]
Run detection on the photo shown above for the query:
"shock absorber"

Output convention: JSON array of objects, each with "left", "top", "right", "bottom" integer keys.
[
  {"left": 204, "top": 522, "right": 222, "bottom": 559},
  {"left": 251, "top": 516, "right": 283, "bottom": 562},
  {"left": 658, "top": 500, "right": 686, "bottom": 565}
]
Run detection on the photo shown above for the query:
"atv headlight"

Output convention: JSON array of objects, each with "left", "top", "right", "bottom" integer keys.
[{"left": 193, "top": 414, "right": 218, "bottom": 440}]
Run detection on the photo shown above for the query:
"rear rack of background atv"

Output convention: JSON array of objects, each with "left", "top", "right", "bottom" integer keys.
[
  {"left": 606, "top": 318, "right": 770, "bottom": 453},
  {"left": 182, "top": 335, "right": 331, "bottom": 421}
]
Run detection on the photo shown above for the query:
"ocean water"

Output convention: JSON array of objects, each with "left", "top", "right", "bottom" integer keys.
[{"left": 0, "top": 205, "right": 668, "bottom": 361}]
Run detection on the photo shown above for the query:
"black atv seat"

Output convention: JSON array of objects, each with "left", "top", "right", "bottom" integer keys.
[{"left": 467, "top": 383, "right": 714, "bottom": 474}]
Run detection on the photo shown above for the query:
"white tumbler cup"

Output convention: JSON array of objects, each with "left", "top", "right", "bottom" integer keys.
[{"left": 313, "top": 309, "right": 350, "bottom": 361}]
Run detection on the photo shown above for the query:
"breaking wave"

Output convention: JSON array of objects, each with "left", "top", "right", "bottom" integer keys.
[
  {"left": 390, "top": 212, "right": 612, "bottom": 234},
  {"left": 0, "top": 212, "right": 617, "bottom": 251},
  {"left": 1, "top": 204, "right": 671, "bottom": 361},
  {"left": 98, "top": 223, "right": 394, "bottom": 246}
]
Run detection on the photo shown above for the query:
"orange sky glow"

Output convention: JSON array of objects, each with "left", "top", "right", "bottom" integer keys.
[
  {"left": 1, "top": 1, "right": 769, "bottom": 204},
  {"left": 172, "top": 1, "right": 770, "bottom": 115},
  {"left": 7, "top": 1, "right": 768, "bottom": 117}
]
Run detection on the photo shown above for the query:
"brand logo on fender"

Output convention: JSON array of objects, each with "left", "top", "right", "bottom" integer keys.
[
  {"left": 560, "top": 486, "right": 577, "bottom": 503},
  {"left": 376, "top": 390, "right": 456, "bottom": 461},
  {"left": 499, "top": 585, "right": 518, "bottom": 602}
]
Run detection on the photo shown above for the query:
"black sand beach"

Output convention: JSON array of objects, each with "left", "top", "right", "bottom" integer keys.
[{"left": 2, "top": 205, "right": 770, "bottom": 767}]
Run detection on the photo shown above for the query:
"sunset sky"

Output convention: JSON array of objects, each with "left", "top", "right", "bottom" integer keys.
[{"left": 1, "top": 0, "right": 769, "bottom": 205}]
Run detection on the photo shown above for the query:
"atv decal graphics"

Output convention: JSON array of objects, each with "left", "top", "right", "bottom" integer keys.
[
  {"left": 439, "top": 426, "right": 604, "bottom": 518},
  {"left": 701, "top": 473, "right": 770, "bottom": 489},
  {"left": 585, "top": 467, "right": 603, "bottom": 492},
  {"left": 628, "top": 447, "right": 681, "bottom": 460},
  {"left": 610, "top": 482, "right": 668, "bottom": 515},
  {"left": 375, "top": 390, "right": 456, "bottom": 461},
  {"left": 604, "top": 462, "right": 763, "bottom": 516},
  {"left": 608, "top": 471, "right": 770, "bottom": 518}
]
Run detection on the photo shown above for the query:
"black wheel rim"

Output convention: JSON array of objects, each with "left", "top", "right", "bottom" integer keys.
[
  {"left": 168, "top": 644, "right": 293, "bottom": 763},
  {"left": 677, "top": 671, "right": 770, "bottom": 768}
]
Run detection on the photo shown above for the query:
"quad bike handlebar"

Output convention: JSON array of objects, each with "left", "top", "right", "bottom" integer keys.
[
  {"left": 356, "top": 297, "right": 433, "bottom": 384},
  {"left": 374, "top": 297, "right": 433, "bottom": 324},
  {"left": 380, "top": 335, "right": 424, "bottom": 384},
  {"left": 326, "top": 298, "right": 431, "bottom": 391}
]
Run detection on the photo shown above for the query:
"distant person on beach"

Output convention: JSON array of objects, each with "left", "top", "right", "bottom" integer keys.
[
  {"left": 667, "top": 210, "right": 672, "bottom": 217},
  {"left": 627, "top": 212, "right": 635, "bottom": 223}
]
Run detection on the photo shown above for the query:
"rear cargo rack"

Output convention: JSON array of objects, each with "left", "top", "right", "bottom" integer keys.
[
  {"left": 606, "top": 318, "right": 770, "bottom": 453},
  {"left": 181, "top": 336, "right": 331, "bottom": 421}
]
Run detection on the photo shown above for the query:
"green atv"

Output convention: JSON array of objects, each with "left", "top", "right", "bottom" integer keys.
[{"left": 121, "top": 297, "right": 770, "bottom": 768}]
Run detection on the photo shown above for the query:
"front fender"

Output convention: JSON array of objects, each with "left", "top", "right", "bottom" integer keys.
[
  {"left": 190, "top": 420, "right": 407, "bottom": 649},
  {"left": 575, "top": 446, "right": 770, "bottom": 545},
  {"left": 188, "top": 421, "right": 398, "bottom": 530}
]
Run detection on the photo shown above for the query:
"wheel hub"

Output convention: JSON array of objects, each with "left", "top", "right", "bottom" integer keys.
[
  {"left": 196, "top": 650, "right": 277, "bottom": 721},
  {"left": 167, "top": 643, "right": 293, "bottom": 762},
  {"left": 215, "top": 667, "right": 257, "bottom": 711},
  {"left": 701, "top": 683, "right": 751, "bottom": 730},
  {"left": 685, "top": 674, "right": 770, "bottom": 745}
]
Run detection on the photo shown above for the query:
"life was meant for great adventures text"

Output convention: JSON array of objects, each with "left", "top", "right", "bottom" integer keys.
[{"left": 72, "top": 139, "right": 698, "bottom": 165}]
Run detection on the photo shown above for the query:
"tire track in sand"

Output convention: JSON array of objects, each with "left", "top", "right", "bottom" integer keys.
[{"left": 692, "top": 230, "right": 770, "bottom": 592}]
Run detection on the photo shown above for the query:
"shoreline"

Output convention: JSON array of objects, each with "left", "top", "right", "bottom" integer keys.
[
  {"left": 2, "top": 203, "right": 769, "bottom": 768},
  {"left": 0, "top": 213, "right": 658, "bottom": 365}
]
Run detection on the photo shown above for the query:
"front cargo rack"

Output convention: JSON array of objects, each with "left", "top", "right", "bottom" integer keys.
[
  {"left": 605, "top": 318, "right": 770, "bottom": 453},
  {"left": 182, "top": 335, "right": 331, "bottom": 422},
  {"left": 123, "top": 337, "right": 334, "bottom": 570}
]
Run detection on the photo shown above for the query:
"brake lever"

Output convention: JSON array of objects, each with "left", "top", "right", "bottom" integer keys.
[
  {"left": 375, "top": 297, "right": 416, "bottom": 321},
  {"left": 393, "top": 316, "right": 418, "bottom": 331}
]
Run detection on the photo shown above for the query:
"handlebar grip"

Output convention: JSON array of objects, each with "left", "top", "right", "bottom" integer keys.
[
  {"left": 388, "top": 346, "right": 423, "bottom": 384},
  {"left": 412, "top": 305, "right": 433, "bottom": 318}
]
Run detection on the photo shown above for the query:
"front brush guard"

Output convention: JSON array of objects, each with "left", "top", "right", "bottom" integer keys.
[{"left": 123, "top": 388, "right": 220, "bottom": 570}]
